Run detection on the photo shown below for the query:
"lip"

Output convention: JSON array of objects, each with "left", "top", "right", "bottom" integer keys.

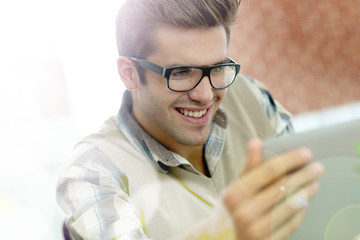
[{"left": 174, "top": 105, "right": 213, "bottom": 125}]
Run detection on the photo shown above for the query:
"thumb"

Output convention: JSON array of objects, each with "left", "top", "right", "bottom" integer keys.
[{"left": 243, "top": 139, "right": 263, "bottom": 174}]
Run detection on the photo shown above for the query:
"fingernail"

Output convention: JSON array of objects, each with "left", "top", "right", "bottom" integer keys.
[
  {"left": 296, "top": 196, "right": 309, "bottom": 208},
  {"left": 312, "top": 162, "right": 324, "bottom": 175},
  {"left": 311, "top": 181, "right": 319, "bottom": 189},
  {"left": 299, "top": 148, "right": 313, "bottom": 160},
  {"left": 287, "top": 190, "right": 309, "bottom": 209}
]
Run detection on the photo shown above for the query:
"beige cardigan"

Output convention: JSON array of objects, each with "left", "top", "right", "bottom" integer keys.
[{"left": 59, "top": 75, "right": 289, "bottom": 239}]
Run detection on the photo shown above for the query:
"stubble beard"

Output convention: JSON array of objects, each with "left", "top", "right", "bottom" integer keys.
[{"left": 161, "top": 121, "right": 212, "bottom": 147}]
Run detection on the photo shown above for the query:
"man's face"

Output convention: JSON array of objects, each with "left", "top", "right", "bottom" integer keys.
[{"left": 132, "top": 25, "right": 228, "bottom": 150}]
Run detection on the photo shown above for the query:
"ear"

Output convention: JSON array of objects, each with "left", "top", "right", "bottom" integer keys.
[{"left": 117, "top": 56, "right": 140, "bottom": 90}]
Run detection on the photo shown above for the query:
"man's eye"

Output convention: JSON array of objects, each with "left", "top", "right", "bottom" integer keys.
[
  {"left": 171, "top": 68, "right": 192, "bottom": 78},
  {"left": 213, "top": 66, "right": 225, "bottom": 73}
]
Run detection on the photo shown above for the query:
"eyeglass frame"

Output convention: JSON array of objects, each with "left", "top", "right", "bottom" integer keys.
[{"left": 129, "top": 57, "right": 241, "bottom": 92}]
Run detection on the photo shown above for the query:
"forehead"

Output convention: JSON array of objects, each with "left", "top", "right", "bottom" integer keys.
[{"left": 148, "top": 24, "right": 228, "bottom": 67}]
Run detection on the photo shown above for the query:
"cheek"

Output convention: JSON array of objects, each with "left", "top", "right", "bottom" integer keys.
[
  {"left": 216, "top": 88, "right": 227, "bottom": 103},
  {"left": 140, "top": 85, "right": 176, "bottom": 117}
]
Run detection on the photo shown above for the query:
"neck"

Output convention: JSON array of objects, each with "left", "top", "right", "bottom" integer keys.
[
  {"left": 156, "top": 133, "right": 210, "bottom": 176},
  {"left": 172, "top": 144, "right": 210, "bottom": 177}
]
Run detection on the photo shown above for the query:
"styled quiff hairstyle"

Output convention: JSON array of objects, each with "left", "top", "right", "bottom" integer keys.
[{"left": 116, "top": 0, "right": 240, "bottom": 59}]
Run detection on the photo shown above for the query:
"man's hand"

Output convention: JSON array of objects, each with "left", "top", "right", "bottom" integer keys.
[{"left": 224, "top": 139, "right": 324, "bottom": 240}]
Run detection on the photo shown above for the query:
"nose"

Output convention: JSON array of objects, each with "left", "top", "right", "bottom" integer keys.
[{"left": 187, "top": 76, "right": 214, "bottom": 104}]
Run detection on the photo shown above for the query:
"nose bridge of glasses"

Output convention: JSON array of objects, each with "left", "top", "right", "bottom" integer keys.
[
  {"left": 195, "top": 67, "right": 213, "bottom": 87},
  {"left": 192, "top": 69, "right": 213, "bottom": 93},
  {"left": 183, "top": 68, "right": 212, "bottom": 91},
  {"left": 202, "top": 67, "right": 212, "bottom": 80},
  {"left": 191, "top": 66, "right": 228, "bottom": 89}
]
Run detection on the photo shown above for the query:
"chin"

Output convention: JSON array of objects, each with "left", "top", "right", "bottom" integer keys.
[{"left": 175, "top": 130, "right": 211, "bottom": 146}]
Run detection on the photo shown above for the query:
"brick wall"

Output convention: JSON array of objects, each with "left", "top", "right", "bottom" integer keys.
[{"left": 229, "top": 0, "right": 360, "bottom": 114}]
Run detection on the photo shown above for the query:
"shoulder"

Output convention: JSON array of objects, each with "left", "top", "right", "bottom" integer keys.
[
  {"left": 225, "top": 74, "right": 277, "bottom": 108},
  {"left": 224, "top": 74, "right": 294, "bottom": 136}
]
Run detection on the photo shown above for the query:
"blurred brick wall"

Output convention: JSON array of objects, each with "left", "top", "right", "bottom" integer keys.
[{"left": 229, "top": 0, "right": 360, "bottom": 114}]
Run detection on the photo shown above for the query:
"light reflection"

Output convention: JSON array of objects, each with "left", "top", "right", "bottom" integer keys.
[{"left": 0, "top": 1, "right": 126, "bottom": 239}]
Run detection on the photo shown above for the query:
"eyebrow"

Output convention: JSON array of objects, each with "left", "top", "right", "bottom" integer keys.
[
  {"left": 164, "top": 57, "right": 230, "bottom": 68},
  {"left": 215, "top": 58, "right": 231, "bottom": 64}
]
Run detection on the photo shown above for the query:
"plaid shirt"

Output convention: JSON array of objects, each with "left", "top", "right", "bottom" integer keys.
[{"left": 57, "top": 75, "right": 293, "bottom": 240}]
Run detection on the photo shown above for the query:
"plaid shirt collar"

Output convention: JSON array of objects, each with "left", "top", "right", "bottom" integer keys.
[{"left": 115, "top": 90, "right": 228, "bottom": 175}]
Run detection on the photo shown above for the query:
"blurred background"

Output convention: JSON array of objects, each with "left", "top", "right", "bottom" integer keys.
[
  {"left": 230, "top": 0, "right": 360, "bottom": 131},
  {"left": 0, "top": 0, "right": 359, "bottom": 239}
]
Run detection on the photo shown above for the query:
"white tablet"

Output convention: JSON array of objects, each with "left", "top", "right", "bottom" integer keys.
[{"left": 263, "top": 119, "right": 360, "bottom": 240}]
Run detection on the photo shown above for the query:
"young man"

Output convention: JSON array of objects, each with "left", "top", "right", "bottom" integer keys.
[{"left": 57, "top": 0, "right": 324, "bottom": 239}]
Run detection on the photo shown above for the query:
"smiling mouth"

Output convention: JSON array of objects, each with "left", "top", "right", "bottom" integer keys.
[{"left": 176, "top": 108, "right": 208, "bottom": 118}]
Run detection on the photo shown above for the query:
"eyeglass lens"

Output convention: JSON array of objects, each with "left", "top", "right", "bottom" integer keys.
[{"left": 168, "top": 66, "right": 237, "bottom": 91}]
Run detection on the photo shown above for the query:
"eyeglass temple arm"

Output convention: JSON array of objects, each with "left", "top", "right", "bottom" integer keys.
[
  {"left": 226, "top": 57, "right": 241, "bottom": 74},
  {"left": 130, "top": 57, "right": 165, "bottom": 76}
]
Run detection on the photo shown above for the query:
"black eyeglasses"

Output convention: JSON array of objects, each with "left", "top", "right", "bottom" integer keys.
[{"left": 130, "top": 57, "right": 241, "bottom": 92}]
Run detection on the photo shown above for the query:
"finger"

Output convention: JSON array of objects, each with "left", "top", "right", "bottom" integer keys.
[
  {"left": 270, "top": 209, "right": 307, "bottom": 240},
  {"left": 230, "top": 175, "right": 288, "bottom": 229},
  {"left": 225, "top": 148, "right": 315, "bottom": 219},
  {"left": 241, "top": 181, "right": 320, "bottom": 239},
  {"left": 223, "top": 139, "right": 263, "bottom": 212},
  {"left": 238, "top": 148, "right": 313, "bottom": 197},
  {"left": 242, "top": 205, "right": 308, "bottom": 240},
  {"left": 229, "top": 162, "right": 323, "bottom": 231},
  {"left": 256, "top": 161, "right": 324, "bottom": 202},
  {"left": 230, "top": 177, "right": 317, "bottom": 233},
  {"left": 243, "top": 139, "right": 263, "bottom": 173},
  {"left": 277, "top": 161, "right": 324, "bottom": 202},
  {"left": 268, "top": 181, "right": 320, "bottom": 232},
  {"left": 225, "top": 148, "right": 313, "bottom": 214}
]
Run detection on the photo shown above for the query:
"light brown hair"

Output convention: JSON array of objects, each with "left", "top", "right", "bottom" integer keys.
[{"left": 116, "top": 0, "right": 240, "bottom": 59}]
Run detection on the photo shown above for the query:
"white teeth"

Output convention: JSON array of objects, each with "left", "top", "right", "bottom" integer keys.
[{"left": 178, "top": 108, "right": 207, "bottom": 118}]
